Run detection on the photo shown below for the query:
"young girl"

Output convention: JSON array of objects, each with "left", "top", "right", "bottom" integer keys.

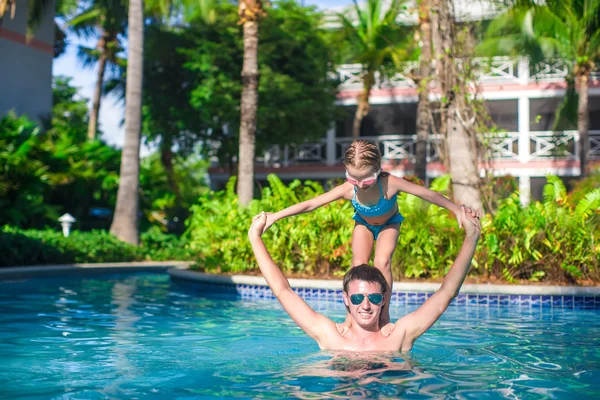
[{"left": 262, "top": 140, "right": 467, "bottom": 330}]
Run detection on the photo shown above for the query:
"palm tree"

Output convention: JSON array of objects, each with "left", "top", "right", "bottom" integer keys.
[
  {"left": 66, "top": 0, "right": 128, "bottom": 140},
  {"left": 480, "top": 0, "right": 600, "bottom": 178},
  {"left": 337, "top": 0, "right": 409, "bottom": 139},
  {"left": 237, "top": 0, "right": 267, "bottom": 206},
  {"left": 110, "top": 0, "right": 144, "bottom": 245}
]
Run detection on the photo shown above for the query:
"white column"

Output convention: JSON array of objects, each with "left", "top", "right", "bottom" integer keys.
[
  {"left": 518, "top": 96, "right": 531, "bottom": 206},
  {"left": 518, "top": 96, "right": 530, "bottom": 163},
  {"left": 326, "top": 123, "right": 336, "bottom": 166},
  {"left": 519, "top": 175, "right": 531, "bottom": 206},
  {"left": 518, "top": 57, "right": 530, "bottom": 85}
]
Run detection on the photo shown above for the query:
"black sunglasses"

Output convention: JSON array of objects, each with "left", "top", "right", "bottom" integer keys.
[{"left": 349, "top": 293, "right": 383, "bottom": 305}]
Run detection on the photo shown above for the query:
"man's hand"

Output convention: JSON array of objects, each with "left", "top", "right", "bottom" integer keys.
[
  {"left": 460, "top": 205, "right": 481, "bottom": 238},
  {"left": 249, "top": 211, "right": 268, "bottom": 239}
]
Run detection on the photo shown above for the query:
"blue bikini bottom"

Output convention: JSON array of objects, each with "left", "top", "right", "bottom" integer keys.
[{"left": 352, "top": 212, "right": 405, "bottom": 240}]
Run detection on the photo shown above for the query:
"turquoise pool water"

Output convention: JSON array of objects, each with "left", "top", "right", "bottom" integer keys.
[{"left": 0, "top": 273, "right": 598, "bottom": 399}]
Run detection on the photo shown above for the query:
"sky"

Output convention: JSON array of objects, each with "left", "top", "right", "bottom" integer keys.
[{"left": 52, "top": 0, "right": 354, "bottom": 152}]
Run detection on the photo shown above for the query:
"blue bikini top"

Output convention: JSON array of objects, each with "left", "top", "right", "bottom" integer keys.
[{"left": 351, "top": 176, "right": 397, "bottom": 217}]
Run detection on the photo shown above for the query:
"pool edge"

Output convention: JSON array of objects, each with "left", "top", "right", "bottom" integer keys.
[
  {"left": 0, "top": 261, "right": 192, "bottom": 280},
  {"left": 168, "top": 269, "right": 600, "bottom": 297}
]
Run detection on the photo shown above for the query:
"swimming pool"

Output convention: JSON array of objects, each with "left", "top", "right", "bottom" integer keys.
[{"left": 0, "top": 273, "right": 598, "bottom": 399}]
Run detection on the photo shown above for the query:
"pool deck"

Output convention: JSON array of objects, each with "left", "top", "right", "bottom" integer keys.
[{"left": 2, "top": 262, "right": 598, "bottom": 296}]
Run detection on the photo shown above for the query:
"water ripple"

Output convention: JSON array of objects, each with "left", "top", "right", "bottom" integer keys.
[{"left": 0, "top": 273, "right": 598, "bottom": 399}]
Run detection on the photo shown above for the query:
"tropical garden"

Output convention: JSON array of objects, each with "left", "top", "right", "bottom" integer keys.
[{"left": 1, "top": 0, "right": 599, "bottom": 284}]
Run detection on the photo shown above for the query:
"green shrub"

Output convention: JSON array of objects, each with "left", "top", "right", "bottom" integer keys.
[
  {"left": 186, "top": 175, "right": 354, "bottom": 274},
  {"left": 0, "top": 226, "right": 194, "bottom": 267},
  {"left": 140, "top": 227, "right": 196, "bottom": 261},
  {"left": 186, "top": 174, "right": 600, "bottom": 283}
]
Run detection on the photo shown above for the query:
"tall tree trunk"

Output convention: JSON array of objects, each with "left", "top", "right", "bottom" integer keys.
[
  {"left": 87, "top": 34, "right": 109, "bottom": 141},
  {"left": 577, "top": 72, "right": 589, "bottom": 178},
  {"left": 415, "top": 0, "right": 432, "bottom": 183},
  {"left": 447, "top": 104, "right": 483, "bottom": 210},
  {"left": 351, "top": 70, "right": 374, "bottom": 139},
  {"left": 430, "top": 0, "right": 448, "bottom": 168},
  {"left": 110, "top": 0, "right": 143, "bottom": 245},
  {"left": 431, "top": 0, "right": 482, "bottom": 210},
  {"left": 237, "top": 1, "right": 263, "bottom": 206}
]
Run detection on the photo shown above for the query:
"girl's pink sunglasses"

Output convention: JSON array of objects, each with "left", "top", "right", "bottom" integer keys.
[{"left": 345, "top": 170, "right": 380, "bottom": 186}]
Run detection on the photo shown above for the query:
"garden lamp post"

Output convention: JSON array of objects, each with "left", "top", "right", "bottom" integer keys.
[{"left": 58, "top": 213, "right": 76, "bottom": 237}]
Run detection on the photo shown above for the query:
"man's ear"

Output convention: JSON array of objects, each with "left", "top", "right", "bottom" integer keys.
[{"left": 342, "top": 291, "right": 349, "bottom": 307}]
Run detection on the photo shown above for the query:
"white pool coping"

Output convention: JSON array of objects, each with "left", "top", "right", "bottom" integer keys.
[
  {"left": 169, "top": 269, "right": 600, "bottom": 296},
  {"left": 0, "top": 261, "right": 192, "bottom": 280},
  {"left": 1, "top": 263, "right": 598, "bottom": 296}
]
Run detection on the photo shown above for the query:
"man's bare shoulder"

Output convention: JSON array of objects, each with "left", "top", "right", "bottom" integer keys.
[{"left": 390, "top": 315, "right": 416, "bottom": 351}]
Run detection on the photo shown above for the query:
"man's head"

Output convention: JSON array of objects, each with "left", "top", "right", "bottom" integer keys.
[{"left": 342, "top": 265, "right": 388, "bottom": 329}]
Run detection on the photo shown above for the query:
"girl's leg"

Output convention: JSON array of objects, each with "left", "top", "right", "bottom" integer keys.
[
  {"left": 373, "top": 223, "right": 401, "bottom": 326},
  {"left": 351, "top": 222, "right": 375, "bottom": 266},
  {"left": 338, "top": 223, "right": 374, "bottom": 334}
]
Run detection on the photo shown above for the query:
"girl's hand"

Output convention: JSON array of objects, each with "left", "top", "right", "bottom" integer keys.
[
  {"left": 262, "top": 212, "right": 275, "bottom": 234},
  {"left": 249, "top": 212, "right": 268, "bottom": 239},
  {"left": 455, "top": 205, "right": 480, "bottom": 229},
  {"left": 459, "top": 205, "right": 481, "bottom": 237}
]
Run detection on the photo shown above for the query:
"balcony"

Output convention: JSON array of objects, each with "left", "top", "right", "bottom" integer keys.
[
  {"left": 334, "top": 58, "right": 600, "bottom": 91},
  {"left": 255, "top": 131, "right": 600, "bottom": 169}
]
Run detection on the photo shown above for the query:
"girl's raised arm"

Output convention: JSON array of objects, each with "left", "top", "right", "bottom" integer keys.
[
  {"left": 389, "top": 176, "right": 465, "bottom": 228},
  {"left": 264, "top": 182, "right": 352, "bottom": 232}
]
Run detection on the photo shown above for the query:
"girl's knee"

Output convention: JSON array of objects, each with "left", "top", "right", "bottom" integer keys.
[{"left": 374, "top": 256, "right": 392, "bottom": 272}]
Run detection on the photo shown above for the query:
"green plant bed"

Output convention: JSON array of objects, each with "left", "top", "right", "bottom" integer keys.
[
  {"left": 186, "top": 174, "right": 600, "bottom": 284},
  {"left": 0, "top": 227, "right": 194, "bottom": 267}
]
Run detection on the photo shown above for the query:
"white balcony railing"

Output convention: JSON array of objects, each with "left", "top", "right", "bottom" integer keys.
[
  {"left": 257, "top": 131, "right": 600, "bottom": 168},
  {"left": 335, "top": 57, "right": 600, "bottom": 91}
]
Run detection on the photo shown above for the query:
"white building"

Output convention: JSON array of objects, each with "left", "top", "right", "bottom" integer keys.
[
  {"left": 0, "top": 0, "right": 55, "bottom": 120},
  {"left": 208, "top": 2, "right": 600, "bottom": 204}
]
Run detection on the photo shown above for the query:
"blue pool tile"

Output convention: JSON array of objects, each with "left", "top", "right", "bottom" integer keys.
[
  {"left": 215, "top": 284, "right": 600, "bottom": 309},
  {"left": 582, "top": 297, "right": 595, "bottom": 309},
  {"left": 397, "top": 293, "right": 407, "bottom": 303},
  {"left": 552, "top": 296, "right": 563, "bottom": 307},
  {"left": 509, "top": 295, "right": 521, "bottom": 306},
  {"left": 563, "top": 296, "right": 574, "bottom": 307},
  {"left": 406, "top": 293, "right": 419, "bottom": 304},
  {"left": 467, "top": 294, "right": 479, "bottom": 305},
  {"left": 520, "top": 295, "right": 532, "bottom": 306},
  {"left": 541, "top": 296, "right": 552, "bottom": 307}
]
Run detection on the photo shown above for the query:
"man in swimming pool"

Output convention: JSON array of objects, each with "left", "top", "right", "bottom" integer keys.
[{"left": 248, "top": 206, "right": 481, "bottom": 352}]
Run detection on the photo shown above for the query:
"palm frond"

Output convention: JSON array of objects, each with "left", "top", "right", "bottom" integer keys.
[
  {"left": 77, "top": 45, "right": 101, "bottom": 69},
  {"left": 574, "top": 188, "right": 600, "bottom": 219},
  {"left": 543, "top": 175, "right": 567, "bottom": 205}
]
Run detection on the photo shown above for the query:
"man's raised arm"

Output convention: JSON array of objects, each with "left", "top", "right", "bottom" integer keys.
[
  {"left": 398, "top": 206, "right": 481, "bottom": 345},
  {"left": 248, "top": 212, "right": 336, "bottom": 346}
]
